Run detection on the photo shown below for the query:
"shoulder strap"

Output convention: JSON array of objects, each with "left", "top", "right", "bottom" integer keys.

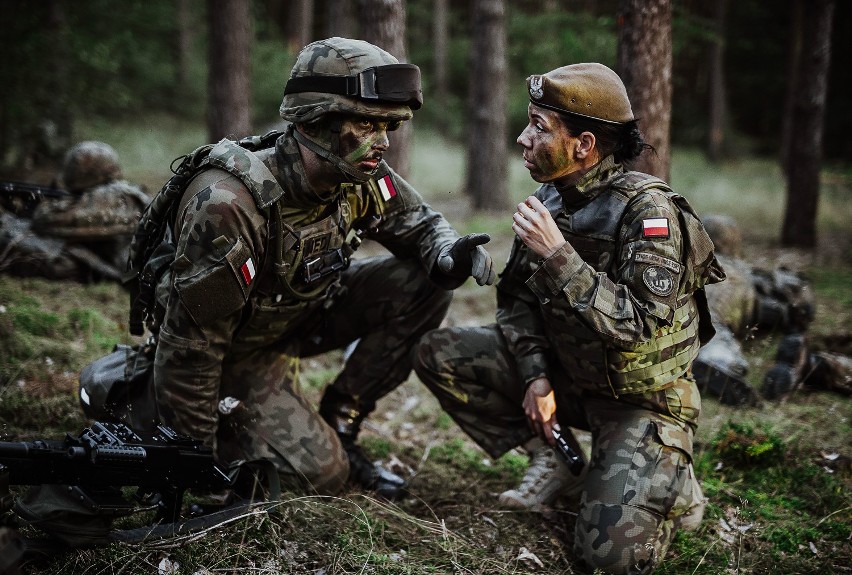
[{"left": 124, "top": 131, "right": 284, "bottom": 336}]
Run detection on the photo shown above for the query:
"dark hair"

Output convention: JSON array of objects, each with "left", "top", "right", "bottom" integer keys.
[{"left": 557, "top": 113, "right": 654, "bottom": 165}]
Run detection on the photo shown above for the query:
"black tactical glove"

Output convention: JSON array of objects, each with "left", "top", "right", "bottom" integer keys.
[{"left": 437, "top": 233, "right": 495, "bottom": 286}]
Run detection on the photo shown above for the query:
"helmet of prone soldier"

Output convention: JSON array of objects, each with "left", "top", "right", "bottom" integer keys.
[
  {"left": 62, "top": 141, "right": 123, "bottom": 193},
  {"left": 526, "top": 63, "right": 634, "bottom": 125},
  {"left": 280, "top": 37, "right": 422, "bottom": 124}
]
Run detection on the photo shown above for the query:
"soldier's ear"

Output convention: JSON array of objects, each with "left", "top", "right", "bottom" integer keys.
[{"left": 575, "top": 132, "right": 595, "bottom": 159}]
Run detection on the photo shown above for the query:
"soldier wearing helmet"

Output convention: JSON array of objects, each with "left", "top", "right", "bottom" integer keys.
[
  {"left": 143, "top": 38, "right": 495, "bottom": 501},
  {"left": 60, "top": 141, "right": 124, "bottom": 193},
  {"left": 414, "top": 63, "right": 725, "bottom": 573},
  {"left": 0, "top": 141, "right": 148, "bottom": 283}
]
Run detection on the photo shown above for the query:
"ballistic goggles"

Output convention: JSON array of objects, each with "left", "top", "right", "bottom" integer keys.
[{"left": 284, "top": 64, "right": 423, "bottom": 110}]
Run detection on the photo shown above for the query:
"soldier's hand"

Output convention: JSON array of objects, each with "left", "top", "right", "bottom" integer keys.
[
  {"left": 523, "top": 377, "right": 558, "bottom": 443},
  {"left": 512, "top": 196, "right": 568, "bottom": 259},
  {"left": 437, "top": 233, "right": 496, "bottom": 286}
]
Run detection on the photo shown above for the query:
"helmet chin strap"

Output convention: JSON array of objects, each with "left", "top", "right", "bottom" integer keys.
[{"left": 292, "top": 127, "right": 374, "bottom": 183}]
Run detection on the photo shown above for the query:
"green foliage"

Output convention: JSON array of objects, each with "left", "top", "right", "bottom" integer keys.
[
  {"left": 711, "top": 421, "right": 785, "bottom": 466},
  {"left": 427, "top": 437, "right": 526, "bottom": 480},
  {"left": 251, "top": 39, "right": 296, "bottom": 127}
]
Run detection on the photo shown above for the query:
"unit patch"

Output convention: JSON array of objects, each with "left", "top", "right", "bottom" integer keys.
[
  {"left": 642, "top": 217, "right": 670, "bottom": 238},
  {"left": 635, "top": 251, "right": 681, "bottom": 273},
  {"left": 642, "top": 266, "right": 675, "bottom": 296}
]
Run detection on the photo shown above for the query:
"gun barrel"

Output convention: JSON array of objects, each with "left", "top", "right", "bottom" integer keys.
[{"left": 0, "top": 423, "right": 234, "bottom": 492}]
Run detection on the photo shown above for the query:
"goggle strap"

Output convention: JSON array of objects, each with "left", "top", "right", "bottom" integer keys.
[{"left": 285, "top": 65, "right": 422, "bottom": 109}]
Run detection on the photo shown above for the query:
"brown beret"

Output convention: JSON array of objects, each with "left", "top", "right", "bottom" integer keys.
[{"left": 527, "top": 63, "right": 634, "bottom": 125}]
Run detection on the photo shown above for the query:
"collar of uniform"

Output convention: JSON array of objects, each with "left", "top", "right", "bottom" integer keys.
[{"left": 556, "top": 154, "right": 622, "bottom": 209}]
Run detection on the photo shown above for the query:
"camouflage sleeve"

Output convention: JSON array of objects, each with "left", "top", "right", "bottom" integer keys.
[
  {"left": 154, "top": 170, "right": 268, "bottom": 447},
  {"left": 526, "top": 190, "right": 685, "bottom": 347},
  {"left": 495, "top": 236, "right": 552, "bottom": 385},
  {"left": 365, "top": 164, "right": 462, "bottom": 289}
]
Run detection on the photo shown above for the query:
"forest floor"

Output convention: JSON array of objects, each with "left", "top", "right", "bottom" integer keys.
[{"left": 1, "top": 125, "right": 850, "bottom": 574}]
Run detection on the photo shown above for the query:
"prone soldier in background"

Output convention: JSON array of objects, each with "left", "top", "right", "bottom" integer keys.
[
  {"left": 127, "top": 37, "right": 494, "bottom": 502},
  {"left": 415, "top": 63, "right": 724, "bottom": 574},
  {"left": 695, "top": 214, "right": 850, "bottom": 402},
  {"left": 0, "top": 141, "right": 149, "bottom": 283}
]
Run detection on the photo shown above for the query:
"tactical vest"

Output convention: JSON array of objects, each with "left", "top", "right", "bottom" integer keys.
[
  {"left": 539, "top": 172, "right": 721, "bottom": 396},
  {"left": 125, "top": 131, "right": 371, "bottom": 338}
]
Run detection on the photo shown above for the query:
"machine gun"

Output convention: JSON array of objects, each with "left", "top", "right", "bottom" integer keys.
[
  {"left": 0, "top": 181, "right": 68, "bottom": 217},
  {"left": 0, "top": 421, "right": 237, "bottom": 526}
]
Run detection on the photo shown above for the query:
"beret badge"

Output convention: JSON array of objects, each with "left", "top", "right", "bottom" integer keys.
[{"left": 529, "top": 75, "right": 544, "bottom": 100}]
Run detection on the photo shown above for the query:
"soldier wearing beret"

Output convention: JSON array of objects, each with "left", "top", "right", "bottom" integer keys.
[{"left": 415, "top": 63, "right": 725, "bottom": 573}]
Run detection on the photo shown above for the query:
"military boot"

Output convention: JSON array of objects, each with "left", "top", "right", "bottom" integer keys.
[
  {"left": 318, "top": 388, "right": 407, "bottom": 500},
  {"left": 763, "top": 333, "right": 809, "bottom": 400},
  {"left": 498, "top": 445, "right": 587, "bottom": 510}
]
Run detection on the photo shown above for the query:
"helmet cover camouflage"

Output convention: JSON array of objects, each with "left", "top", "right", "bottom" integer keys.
[
  {"left": 527, "top": 63, "right": 634, "bottom": 125},
  {"left": 280, "top": 37, "right": 421, "bottom": 124},
  {"left": 62, "top": 141, "right": 123, "bottom": 192}
]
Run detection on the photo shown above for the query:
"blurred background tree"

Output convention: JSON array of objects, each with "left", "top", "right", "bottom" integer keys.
[{"left": 0, "top": 0, "right": 848, "bottom": 244}]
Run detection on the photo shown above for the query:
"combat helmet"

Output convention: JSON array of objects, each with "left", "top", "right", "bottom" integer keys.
[
  {"left": 280, "top": 37, "right": 422, "bottom": 181},
  {"left": 62, "top": 141, "right": 123, "bottom": 193},
  {"left": 280, "top": 37, "right": 421, "bottom": 124}
]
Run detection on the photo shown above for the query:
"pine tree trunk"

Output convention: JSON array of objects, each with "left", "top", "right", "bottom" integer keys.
[
  {"left": 433, "top": 0, "right": 449, "bottom": 132},
  {"left": 360, "top": 0, "right": 413, "bottom": 179},
  {"left": 617, "top": 0, "right": 672, "bottom": 180},
  {"left": 287, "top": 0, "right": 314, "bottom": 53},
  {"left": 466, "top": 0, "right": 509, "bottom": 212},
  {"left": 781, "top": 0, "right": 803, "bottom": 180},
  {"left": 325, "top": 0, "right": 355, "bottom": 38},
  {"left": 177, "top": 0, "right": 196, "bottom": 91},
  {"left": 207, "top": 0, "right": 253, "bottom": 142},
  {"left": 781, "top": 0, "right": 835, "bottom": 248},
  {"left": 707, "top": 0, "right": 728, "bottom": 163}
]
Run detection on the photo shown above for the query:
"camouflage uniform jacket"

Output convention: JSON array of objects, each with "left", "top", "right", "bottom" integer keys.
[
  {"left": 31, "top": 181, "right": 150, "bottom": 240},
  {"left": 152, "top": 126, "right": 462, "bottom": 443},
  {"left": 496, "top": 155, "right": 723, "bottom": 397}
]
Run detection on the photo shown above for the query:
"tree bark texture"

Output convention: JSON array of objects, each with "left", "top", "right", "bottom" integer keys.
[
  {"left": 466, "top": 0, "right": 509, "bottom": 212},
  {"left": 207, "top": 0, "right": 253, "bottom": 142},
  {"left": 781, "top": 0, "right": 834, "bottom": 248},
  {"left": 360, "top": 0, "right": 413, "bottom": 178},
  {"left": 617, "top": 0, "right": 672, "bottom": 180},
  {"left": 325, "top": 0, "right": 356, "bottom": 38},
  {"left": 432, "top": 0, "right": 449, "bottom": 131},
  {"left": 287, "top": 0, "right": 315, "bottom": 53},
  {"left": 781, "top": 0, "right": 803, "bottom": 179},
  {"left": 707, "top": 0, "right": 727, "bottom": 163},
  {"left": 177, "top": 0, "right": 196, "bottom": 90}
]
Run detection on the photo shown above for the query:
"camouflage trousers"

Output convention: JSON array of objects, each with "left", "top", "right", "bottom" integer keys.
[
  {"left": 414, "top": 324, "right": 704, "bottom": 575},
  {"left": 170, "top": 256, "right": 452, "bottom": 495}
]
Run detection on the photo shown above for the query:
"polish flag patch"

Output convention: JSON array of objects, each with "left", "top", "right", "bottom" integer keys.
[
  {"left": 642, "top": 218, "right": 670, "bottom": 239},
  {"left": 378, "top": 175, "right": 397, "bottom": 202},
  {"left": 240, "top": 258, "right": 256, "bottom": 286}
]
